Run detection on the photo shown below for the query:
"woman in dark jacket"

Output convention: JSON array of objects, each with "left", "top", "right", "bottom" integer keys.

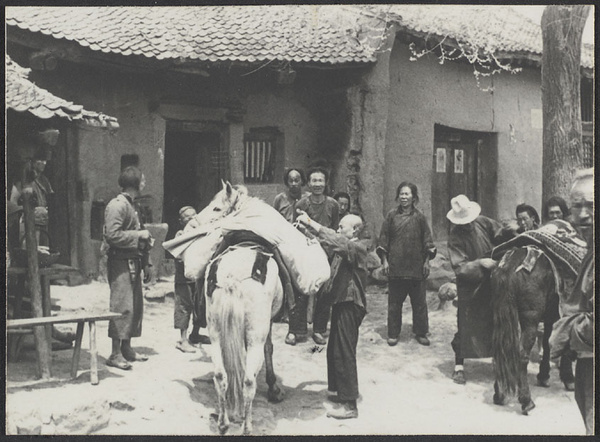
[{"left": 377, "top": 182, "right": 436, "bottom": 347}]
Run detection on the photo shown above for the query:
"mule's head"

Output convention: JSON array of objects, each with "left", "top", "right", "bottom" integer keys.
[{"left": 192, "top": 181, "right": 247, "bottom": 227}]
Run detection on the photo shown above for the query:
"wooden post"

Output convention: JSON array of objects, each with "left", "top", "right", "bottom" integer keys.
[
  {"left": 70, "top": 322, "right": 85, "bottom": 379},
  {"left": 89, "top": 321, "right": 98, "bottom": 385},
  {"left": 22, "top": 191, "right": 52, "bottom": 379}
]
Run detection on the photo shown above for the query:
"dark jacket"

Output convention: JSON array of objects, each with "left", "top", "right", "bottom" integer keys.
[
  {"left": 317, "top": 227, "right": 368, "bottom": 312},
  {"left": 377, "top": 206, "right": 436, "bottom": 279}
]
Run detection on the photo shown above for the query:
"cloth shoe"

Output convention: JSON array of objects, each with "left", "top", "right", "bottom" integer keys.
[
  {"left": 176, "top": 340, "right": 197, "bottom": 353},
  {"left": 452, "top": 370, "right": 466, "bottom": 384},
  {"left": 122, "top": 349, "right": 149, "bottom": 362},
  {"left": 327, "top": 402, "right": 358, "bottom": 419},
  {"left": 189, "top": 333, "right": 211, "bottom": 345},
  {"left": 387, "top": 337, "right": 398, "bottom": 346},
  {"left": 312, "top": 332, "right": 326, "bottom": 345},
  {"left": 285, "top": 333, "right": 297, "bottom": 346},
  {"left": 106, "top": 354, "right": 132, "bottom": 370},
  {"left": 416, "top": 335, "right": 430, "bottom": 346}
]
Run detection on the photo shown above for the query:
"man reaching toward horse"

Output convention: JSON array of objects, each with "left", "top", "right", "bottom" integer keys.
[
  {"left": 446, "top": 195, "right": 517, "bottom": 384},
  {"left": 296, "top": 211, "right": 368, "bottom": 419}
]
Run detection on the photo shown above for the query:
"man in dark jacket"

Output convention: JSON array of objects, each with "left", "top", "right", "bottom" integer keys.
[
  {"left": 293, "top": 167, "right": 340, "bottom": 346},
  {"left": 297, "top": 211, "right": 368, "bottom": 420},
  {"left": 103, "top": 166, "right": 153, "bottom": 370},
  {"left": 446, "top": 194, "right": 516, "bottom": 384}
]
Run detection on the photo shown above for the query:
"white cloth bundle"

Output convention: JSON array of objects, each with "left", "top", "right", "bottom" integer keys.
[
  {"left": 162, "top": 226, "right": 223, "bottom": 280},
  {"left": 162, "top": 196, "right": 330, "bottom": 294},
  {"left": 181, "top": 229, "right": 224, "bottom": 280},
  {"left": 219, "top": 200, "right": 330, "bottom": 296}
]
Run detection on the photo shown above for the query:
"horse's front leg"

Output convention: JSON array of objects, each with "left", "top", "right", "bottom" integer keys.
[
  {"left": 264, "top": 325, "right": 284, "bottom": 403},
  {"left": 493, "top": 380, "right": 507, "bottom": 406},
  {"left": 536, "top": 319, "right": 552, "bottom": 387},
  {"left": 518, "top": 317, "right": 538, "bottom": 415}
]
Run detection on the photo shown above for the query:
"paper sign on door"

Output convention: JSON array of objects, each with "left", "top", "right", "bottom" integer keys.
[{"left": 436, "top": 148, "right": 446, "bottom": 173}]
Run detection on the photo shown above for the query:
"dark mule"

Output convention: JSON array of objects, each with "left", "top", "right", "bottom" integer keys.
[{"left": 490, "top": 247, "right": 574, "bottom": 415}]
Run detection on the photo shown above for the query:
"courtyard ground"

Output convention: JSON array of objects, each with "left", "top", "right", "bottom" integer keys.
[{"left": 5, "top": 279, "right": 586, "bottom": 435}]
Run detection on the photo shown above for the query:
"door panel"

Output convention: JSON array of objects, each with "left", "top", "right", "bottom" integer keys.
[
  {"left": 163, "top": 130, "right": 221, "bottom": 241},
  {"left": 432, "top": 137, "right": 478, "bottom": 241},
  {"left": 432, "top": 142, "right": 451, "bottom": 240}
]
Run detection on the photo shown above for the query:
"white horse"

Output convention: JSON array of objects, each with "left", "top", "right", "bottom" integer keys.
[{"left": 196, "top": 182, "right": 284, "bottom": 435}]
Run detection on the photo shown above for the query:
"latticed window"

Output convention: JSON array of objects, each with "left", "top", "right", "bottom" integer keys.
[
  {"left": 582, "top": 121, "right": 593, "bottom": 168},
  {"left": 582, "top": 135, "right": 594, "bottom": 168},
  {"left": 244, "top": 128, "right": 280, "bottom": 183},
  {"left": 581, "top": 78, "right": 593, "bottom": 123}
]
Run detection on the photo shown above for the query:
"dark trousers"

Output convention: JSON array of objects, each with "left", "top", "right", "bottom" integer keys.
[
  {"left": 192, "top": 280, "right": 207, "bottom": 329},
  {"left": 575, "top": 357, "right": 593, "bottom": 435},
  {"left": 451, "top": 330, "right": 464, "bottom": 366},
  {"left": 174, "top": 282, "right": 195, "bottom": 330},
  {"left": 313, "top": 286, "right": 332, "bottom": 335},
  {"left": 387, "top": 278, "right": 428, "bottom": 338},
  {"left": 288, "top": 286, "right": 309, "bottom": 336},
  {"left": 327, "top": 302, "right": 365, "bottom": 401}
]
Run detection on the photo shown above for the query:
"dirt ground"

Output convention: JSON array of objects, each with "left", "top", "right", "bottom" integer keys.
[{"left": 5, "top": 278, "right": 586, "bottom": 436}]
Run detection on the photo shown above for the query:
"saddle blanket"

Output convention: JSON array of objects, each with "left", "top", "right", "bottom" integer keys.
[
  {"left": 492, "top": 221, "right": 587, "bottom": 277},
  {"left": 206, "top": 243, "right": 270, "bottom": 298}
]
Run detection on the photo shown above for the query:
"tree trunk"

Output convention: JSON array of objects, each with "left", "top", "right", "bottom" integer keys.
[{"left": 541, "top": 5, "right": 591, "bottom": 203}]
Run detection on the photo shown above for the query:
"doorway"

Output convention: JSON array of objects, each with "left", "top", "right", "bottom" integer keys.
[
  {"left": 163, "top": 127, "right": 223, "bottom": 241},
  {"left": 431, "top": 124, "right": 495, "bottom": 241}
]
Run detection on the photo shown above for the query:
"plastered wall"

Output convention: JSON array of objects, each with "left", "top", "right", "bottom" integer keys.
[{"left": 384, "top": 43, "right": 543, "bottom": 228}]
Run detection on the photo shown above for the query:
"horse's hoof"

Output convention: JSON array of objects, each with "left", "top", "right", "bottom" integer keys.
[
  {"left": 493, "top": 393, "right": 506, "bottom": 406},
  {"left": 563, "top": 381, "right": 575, "bottom": 391},
  {"left": 521, "top": 400, "right": 535, "bottom": 415},
  {"left": 268, "top": 387, "right": 285, "bottom": 403},
  {"left": 537, "top": 378, "right": 550, "bottom": 388},
  {"left": 218, "top": 424, "right": 229, "bottom": 435}
]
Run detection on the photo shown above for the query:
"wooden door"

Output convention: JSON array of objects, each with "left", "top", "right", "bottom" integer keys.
[
  {"left": 163, "top": 130, "right": 222, "bottom": 241},
  {"left": 431, "top": 140, "right": 478, "bottom": 241}
]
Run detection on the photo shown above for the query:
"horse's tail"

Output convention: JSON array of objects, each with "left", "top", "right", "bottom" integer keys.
[
  {"left": 213, "top": 277, "right": 246, "bottom": 418},
  {"left": 491, "top": 250, "right": 521, "bottom": 395}
]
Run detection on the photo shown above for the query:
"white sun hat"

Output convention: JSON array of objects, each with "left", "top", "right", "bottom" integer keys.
[{"left": 446, "top": 194, "right": 481, "bottom": 225}]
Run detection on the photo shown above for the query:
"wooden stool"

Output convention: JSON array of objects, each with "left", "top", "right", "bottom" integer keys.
[{"left": 7, "top": 312, "right": 122, "bottom": 385}]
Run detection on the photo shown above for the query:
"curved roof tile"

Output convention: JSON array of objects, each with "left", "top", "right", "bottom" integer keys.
[
  {"left": 389, "top": 5, "right": 593, "bottom": 69},
  {"left": 6, "top": 54, "right": 119, "bottom": 127},
  {"left": 6, "top": 6, "right": 378, "bottom": 64}
]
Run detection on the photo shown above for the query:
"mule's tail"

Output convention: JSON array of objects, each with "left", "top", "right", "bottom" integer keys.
[
  {"left": 491, "top": 252, "right": 521, "bottom": 395},
  {"left": 213, "top": 278, "right": 246, "bottom": 418}
]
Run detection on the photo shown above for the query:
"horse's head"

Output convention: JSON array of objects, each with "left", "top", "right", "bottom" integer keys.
[{"left": 192, "top": 181, "right": 248, "bottom": 228}]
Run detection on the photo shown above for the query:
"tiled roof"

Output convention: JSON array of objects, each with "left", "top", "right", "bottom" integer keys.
[
  {"left": 388, "top": 5, "right": 594, "bottom": 69},
  {"left": 6, "top": 6, "right": 593, "bottom": 69},
  {"left": 6, "top": 55, "right": 119, "bottom": 127},
  {"left": 5, "top": 6, "right": 379, "bottom": 64}
]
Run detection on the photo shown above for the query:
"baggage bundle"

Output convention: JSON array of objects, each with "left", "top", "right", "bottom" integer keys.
[{"left": 162, "top": 197, "right": 330, "bottom": 296}]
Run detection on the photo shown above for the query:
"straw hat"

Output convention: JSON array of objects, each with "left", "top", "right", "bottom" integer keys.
[{"left": 446, "top": 195, "right": 481, "bottom": 225}]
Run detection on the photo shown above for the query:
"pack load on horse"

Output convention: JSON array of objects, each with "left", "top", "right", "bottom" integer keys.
[
  {"left": 466, "top": 220, "right": 586, "bottom": 415},
  {"left": 163, "top": 181, "right": 331, "bottom": 435}
]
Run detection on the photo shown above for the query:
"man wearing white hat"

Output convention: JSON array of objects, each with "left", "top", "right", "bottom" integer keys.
[{"left": 446, "top": 194, "right": 517, "bottom": 384}]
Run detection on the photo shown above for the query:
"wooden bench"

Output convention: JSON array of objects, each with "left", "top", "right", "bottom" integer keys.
[{"left": 7, "top": 312, "right": 122, "bottom": 385}]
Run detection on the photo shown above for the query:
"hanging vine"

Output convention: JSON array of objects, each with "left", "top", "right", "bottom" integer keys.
[{"left": 408, "top": 36, "right": 522, "bottom": 92}]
